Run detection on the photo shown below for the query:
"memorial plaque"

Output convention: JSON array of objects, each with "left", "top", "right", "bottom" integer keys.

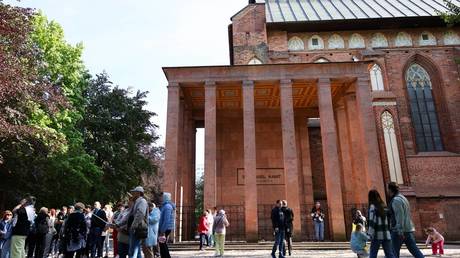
[{"left": 237, "top": 168, "right": 285, "bottom": 185}]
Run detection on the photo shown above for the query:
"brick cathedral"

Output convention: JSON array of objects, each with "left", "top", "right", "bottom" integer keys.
[{"left": 163, "top": 0, "right": 460, "bottom": 242}]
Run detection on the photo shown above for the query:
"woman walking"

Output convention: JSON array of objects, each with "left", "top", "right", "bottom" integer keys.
[
  {"left": 213, "top": 210, "right": 229, "bottom": 257},
  {"left": 63, "top": 203, "right": 87, "bottom": 258},
  {"left": 367, "top": 190, "right": 396, "bottom": 258}
]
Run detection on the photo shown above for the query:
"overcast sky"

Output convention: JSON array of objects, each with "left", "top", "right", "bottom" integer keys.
[{"left": 6, "top": 0, "right": 250, "bottom": 168}]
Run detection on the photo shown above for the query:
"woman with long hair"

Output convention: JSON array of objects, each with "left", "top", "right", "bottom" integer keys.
[{"left": 367, "top": 190, "right": 396, "bottom": 258}]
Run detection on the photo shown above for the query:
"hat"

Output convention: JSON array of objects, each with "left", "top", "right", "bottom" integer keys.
[{"left": 130, "top": 186, "right": 144, "bottom": 193}]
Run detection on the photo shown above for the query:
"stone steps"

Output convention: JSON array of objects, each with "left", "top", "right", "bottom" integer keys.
[{"left": 169, "top": 242, "right": 429, "bottom": 251}]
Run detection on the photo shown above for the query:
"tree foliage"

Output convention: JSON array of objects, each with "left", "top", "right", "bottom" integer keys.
[
  {"left": 440, "top": 0, "right": 460, "bottom": 26},
  {"left": 81, "top": 73, "right": 159, "bottom": 204},
  {"left": 1, "top": 3, "right": 161, "bottom": 209}
]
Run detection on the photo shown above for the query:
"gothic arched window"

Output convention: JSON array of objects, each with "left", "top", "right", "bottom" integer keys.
[
  {"left": 405, "top": 63, "right": 443, "bottom": 152},
  {"left": 370, "top": 64, "right": 384, "bottom": 91},
  {"left": 288, "top": 36, "right": 305, "bottom": 51},
  {"left": 381, "top": 111, "right": 404, "bottom": 184}
]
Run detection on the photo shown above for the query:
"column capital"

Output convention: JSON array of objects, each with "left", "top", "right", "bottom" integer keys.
[
  {"left": 317, "top": 77, "right": 331, "bottom": 85},
  {"left": 357, "top": 76, "right": 370, "bottom": 84},
  {"left": 280, "top": 79, "right": 292, "bottom": 87},
  {"left": 167, "top": 82, "right": 179, "bottom": 88},
  {"left": 205, "top": 80, "right": 216, "bottom": 87},
  {"left": 242, "top": 80, "right": 255, "bottom": 87}
]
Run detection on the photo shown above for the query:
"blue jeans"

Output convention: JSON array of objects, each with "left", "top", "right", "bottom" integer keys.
[
  {"left": 271, "top": 229, "right": 285, "bottom": 257},
  {"left": 391, "top": 232, "right": 424, "bottom": 258},
  {"left": 128, "top": 233, "right": 142, "bottom": 258},
  {"left": 314, "top": 221, "right": 324, "bottom": 241},
  {"left": 369, "top": 239, "right": 396, "bottom": 258},
  {"left": 1, "top": 239, "right": 11, "bottom": 258}
]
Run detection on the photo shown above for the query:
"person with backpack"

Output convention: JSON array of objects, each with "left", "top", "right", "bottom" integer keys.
[
  {"left": 31, "top": 207, "right": 50, "bottom": 258},
  {"left": 281, "top": 200, "right": 294, "bottom": 256},
  {"left": 63, "top": 203, "right": 87, "bottom": 258},
  {"left": 212, "top": 209, "right": 229, "bottom": 257},
  {"left": 158, "top": 192, "right": 176, "bottom": 258},
  {"left": 10, "top": 196, "right": 35, "bottom": 258},
  {"left": 387, "top": 182, "right": 424, "bottom": 258},
  {"left": 367, "top": 190, "right": 395, "bottom": 258},
  {"left": 271, "top": 200, "right": 286, "bottom": 258},
  {"left": 128, "top": 186, "right": 148, "bottom": 258}
]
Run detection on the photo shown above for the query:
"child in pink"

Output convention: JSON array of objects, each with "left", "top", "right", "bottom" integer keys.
[{"left": 425, "top": 227, "right": 444, "bottom": 256}]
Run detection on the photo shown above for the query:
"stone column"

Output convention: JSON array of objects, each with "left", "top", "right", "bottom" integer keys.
[
  {"left": 335, "top": 102, "right": 354, "bottom": 206},
  {"left": 204, "top": 81, "right": 217, "bottom": 210},
  {"left": 355, "top": 77, "right": 385, "bottom": 195},
  {"left": 344, "top": 93, "right": 368, "bottom": 204},
  {"left": 242, "top": 80, "right": 259, "bottom": 242},
  {"left": 164, "top": 83, "right": 180, "bottom": 202},
  {"left": 279, "top": 79, "right": 302, "bottom": 238},
  {"left": 296, "top": 117, "right": 314, "bottom": 205},
  {"left": 317, "top": 78, "right": 346, "bottom": 241}
]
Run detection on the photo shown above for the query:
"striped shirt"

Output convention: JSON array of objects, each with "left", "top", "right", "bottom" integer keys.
[{"left": 367, "top": 204, "right": 391, "bottom": 240}]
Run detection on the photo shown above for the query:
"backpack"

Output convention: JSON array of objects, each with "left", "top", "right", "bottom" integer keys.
[
  {"left": 36, "top": 219, "right": 49, "bottom": 235},
  {"left": 133, "top": 199, "right": 148, "bottom": 239}
]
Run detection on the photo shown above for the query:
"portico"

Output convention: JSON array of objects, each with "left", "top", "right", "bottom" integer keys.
[{"left": 163, "top": 62, "right": 385, "bottom": 242}]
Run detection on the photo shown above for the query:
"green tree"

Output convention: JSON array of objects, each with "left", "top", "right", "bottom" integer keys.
[
  {"left": 440, "top": 0, "right": 460, "bottom": 26},
  {"left": 81, "top": 73, "right": 159, "bottom": 203},
  {"left": 29, "top": 13, "right": 101, "bottom": 206},
  {"left": 0, "top": 2, "right": 67, "bottom": 209}
]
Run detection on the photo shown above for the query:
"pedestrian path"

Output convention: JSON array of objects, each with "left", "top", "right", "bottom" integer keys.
[{"left": 171, "top": 245, "right": 460, "bottom": 257}]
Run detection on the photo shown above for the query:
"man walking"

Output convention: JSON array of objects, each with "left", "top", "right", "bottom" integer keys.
[
  {"left": 388, "top": 182, "right": 424, "bottom": 258},
  {"left": 128, "top": 186, "right": 148, "bottom": 258},
  {"left": 282, "top": 200, "right": 294, "bottom": 256},
  {"left": 271, "top": 200, "right": 285, "bottom": 258},
  {"left": 89, "top": 202, "right": 107, "bottom": 258}
]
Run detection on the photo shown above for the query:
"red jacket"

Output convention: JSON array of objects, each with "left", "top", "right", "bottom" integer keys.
[{"left": 198, "top": 215, "right": 209, "bottom": 233}]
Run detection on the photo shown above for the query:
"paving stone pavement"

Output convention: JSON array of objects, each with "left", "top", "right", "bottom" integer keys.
[{"left": 171, "top": 246, "right": 460, "bottom": 257}]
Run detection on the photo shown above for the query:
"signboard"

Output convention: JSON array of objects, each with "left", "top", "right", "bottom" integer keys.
[{"left": 237, "top": 168, "right": 285, "bottom": 185}]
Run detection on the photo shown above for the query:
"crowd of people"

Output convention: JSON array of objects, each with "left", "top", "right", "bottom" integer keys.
[
  {"left": 0, "top": 187, "right": 176, "bottom": 258},
  {"left": 0, "top": 182, "right": 446, "bottom": 258}
]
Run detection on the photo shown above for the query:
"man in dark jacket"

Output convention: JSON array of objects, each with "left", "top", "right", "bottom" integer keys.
[
  {"left": 271, "top": 200, "right": 285, "bottom": 258},
  {"left": 281, "top": 200, "right": 294, "bottom": 256},
  {"left": 10, "top": 196, "right": 36, "bottom": 258},
  {"left": 89, "top": 202, "right": 107, "bottom": 258}
]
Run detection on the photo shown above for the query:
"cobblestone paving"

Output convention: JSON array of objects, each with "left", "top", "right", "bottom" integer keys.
[{"left": 171, "top": 246, "right": 460, "bottom": 257}]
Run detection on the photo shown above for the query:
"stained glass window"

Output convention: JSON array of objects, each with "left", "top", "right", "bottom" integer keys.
[
  {"left": 288, "top": 36, "right": 305, "bottom": 51},
  {"left": 405, "top": 63, "right": 443, "bottom": 152},
  {"left": 381, "top": 111, "right": 403, "bottom": 184},
  {"left": 370, "top": 64, "right": 384, "bottom": 91}
]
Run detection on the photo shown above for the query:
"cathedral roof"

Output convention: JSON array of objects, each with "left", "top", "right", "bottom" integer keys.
[{"left": 265, "top": 0, "right": 457, "bottom": 23}]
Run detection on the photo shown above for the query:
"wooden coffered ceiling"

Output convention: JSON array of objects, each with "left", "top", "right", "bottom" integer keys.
[{"left": 181, "top": 80, "right": 351, "bottom": 110}]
